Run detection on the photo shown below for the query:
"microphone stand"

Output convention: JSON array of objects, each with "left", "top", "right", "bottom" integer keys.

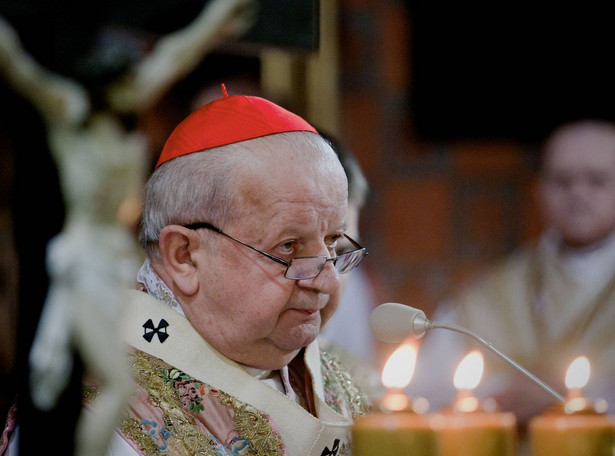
[{"left": 427, "top": 319, "right": 566, "bottom": 403}]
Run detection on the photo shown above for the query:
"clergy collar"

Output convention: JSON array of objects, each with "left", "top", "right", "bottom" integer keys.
[{"left": 136, "top": 257, "right": 186, "bottom": 317}]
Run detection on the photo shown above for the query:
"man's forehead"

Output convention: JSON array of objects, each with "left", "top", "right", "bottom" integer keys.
[
  {"left": 232, "top": 161, "right": 347, "bottom": 222},
  {"left": 224, "top": 133, "right": 347, "bottom": 220},
  {"left": 546, "top": 145, "right": 615, "bottom": 171},
  {"left": 546, "top": 132, "right": 615, "bottom": 170},
  {"left": 229, "top": 136, "right": 342, "bottom": 186},
  {"left": 244, "top": 205, "right": 349, "bottom": 244}
]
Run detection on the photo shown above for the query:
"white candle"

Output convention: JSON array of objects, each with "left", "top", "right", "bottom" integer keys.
[
  {"left": 430, "top": 350, "right": 517, "bottom": 456},
  {"left": 530, "top": 356, "right": 615, "bottom": 456},
  {"left": 352, "top": 339, "right": 436, "bottom": 456}
]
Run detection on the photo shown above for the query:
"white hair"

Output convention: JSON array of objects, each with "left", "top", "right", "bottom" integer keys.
[{"left": 139, "top": 131, "right": 336, "bottom": 257}]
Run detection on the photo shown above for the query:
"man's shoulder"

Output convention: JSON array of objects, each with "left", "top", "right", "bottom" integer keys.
[
  {"left": 462, "top": 244, "right": 538, "bottom": 293},
  {"left": 443, "top": 243, "right": 540, "bottom": 321}
]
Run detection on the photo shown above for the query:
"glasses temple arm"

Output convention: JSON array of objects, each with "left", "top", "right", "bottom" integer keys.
[{"left": 185, "top": 222, "right": 290, "bottom": 267}]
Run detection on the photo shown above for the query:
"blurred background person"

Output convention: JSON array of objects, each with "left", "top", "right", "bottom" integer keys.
[
  {"left": 318, "top": 131, "right": 376, "bottom": 363},
  {"left": 410, "top": 119, "right": 615, "bottom": 429}
]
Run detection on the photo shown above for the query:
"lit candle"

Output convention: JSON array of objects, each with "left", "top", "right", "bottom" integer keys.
[
  {"left": 352, "top": 339, "right": 436, "bottom": 456},
  {"left": 430, "top": 350, "right": 517, "bottom": 456},
  {"left": 529, "top": 356, "right": 615, "bottom": 456}
]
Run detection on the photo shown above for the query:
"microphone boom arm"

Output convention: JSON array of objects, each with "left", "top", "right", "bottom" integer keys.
[{"left": 428, "top": 320, "right": 566, "bottom": 403}]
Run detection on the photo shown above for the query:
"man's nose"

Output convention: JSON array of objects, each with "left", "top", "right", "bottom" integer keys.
[{"left": 296, "top": 258, "right": 340, "bottom": 294}]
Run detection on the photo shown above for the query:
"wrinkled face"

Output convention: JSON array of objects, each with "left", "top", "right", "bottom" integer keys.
[
  {"left": 185, "top": 134, "right": 349, "bottom": 369},
  {"left": 539, "top": 126, "right": 615, "bottom": 247}
]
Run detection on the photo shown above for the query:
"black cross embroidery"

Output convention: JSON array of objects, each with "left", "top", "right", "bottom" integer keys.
[
  {"left": 143, "top": 319, "right": 169, "bottom": 343},
  {"left": 320, "top": 438, "right": 340, "bottom": 456}
]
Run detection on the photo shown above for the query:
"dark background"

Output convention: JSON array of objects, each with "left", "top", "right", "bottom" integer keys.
[{"left": 409, "top": 4, "right": 615, "bottom": 143}]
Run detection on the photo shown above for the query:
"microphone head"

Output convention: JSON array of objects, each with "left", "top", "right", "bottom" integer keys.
[{"left": 369, "top": 302, "right": 430, "bottom": 343}]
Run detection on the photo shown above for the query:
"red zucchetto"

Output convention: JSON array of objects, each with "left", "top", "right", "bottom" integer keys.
[{"left": 155, "top": 85, "right": 318, "bottom": 168}]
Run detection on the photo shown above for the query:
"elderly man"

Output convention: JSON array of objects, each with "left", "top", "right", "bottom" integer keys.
[
  {"left": 102, "top": 89, "right": 370, "bottom": 455},
  {"left": 411, "top": 119, "right": 615, "bottom": 427}
]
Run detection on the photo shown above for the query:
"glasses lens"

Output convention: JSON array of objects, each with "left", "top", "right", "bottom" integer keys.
[
  {"left": 285, "top": 257, "right": 327, "bottom": 280},
  {"left": 284, "top": 249, "right": 366, "bottom": 280},
  {"left": 335, "top": 249, "right": 366, "bottom": 274}
]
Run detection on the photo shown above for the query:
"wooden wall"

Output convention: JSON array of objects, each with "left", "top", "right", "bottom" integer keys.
[{"left": 336, "top": 1, "right": 543, "bottom": 318}]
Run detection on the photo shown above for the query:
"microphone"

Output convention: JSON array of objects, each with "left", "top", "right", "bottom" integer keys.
[{"left": 369, "top": 302, "right": 565, "bottom": 403}]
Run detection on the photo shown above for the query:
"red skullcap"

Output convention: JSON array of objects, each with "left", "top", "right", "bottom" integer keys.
[{"left": 156, "top": 86, "right": 318, "bottom": 168}]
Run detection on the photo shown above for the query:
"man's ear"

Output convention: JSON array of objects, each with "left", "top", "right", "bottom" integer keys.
[{"left": 158, "top": 225, "right": 201, "bottom": 296}]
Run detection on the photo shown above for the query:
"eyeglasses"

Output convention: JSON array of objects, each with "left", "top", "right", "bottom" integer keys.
[{"left": 184, "top": 222, "right": 367, "bottom": 280}]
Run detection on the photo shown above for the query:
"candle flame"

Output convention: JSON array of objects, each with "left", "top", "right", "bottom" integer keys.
[
  {"left": 565, "top": 356, "right": 590, "bottom": 390},
  {"left": 382, "top": 339, "right": 417, "bottom": 389},
  {"left": 453, "top": 350, "right": 484, "bottom": 390}
]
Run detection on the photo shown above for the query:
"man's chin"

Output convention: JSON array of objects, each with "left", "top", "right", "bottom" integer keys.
[
  {"left": 273, "top": 323, "right": 320, "bottom": 353},
  {"left": 248, "top": 329, "right": 319, "bottom": 370}
]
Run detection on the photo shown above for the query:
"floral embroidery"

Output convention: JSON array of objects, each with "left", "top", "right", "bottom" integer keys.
[
  {"left": 141, "top": 419, "right": 172, "bottom": 451},
  {"left": 162, "top": 368, "right": 205, "bottom": 413},
  {"left": 122, "top": 351, "right": 285, "bottom": 455},
  {"left": 121, "top": 416, "right": 161, "bottom": 455},
  {"left": 0, "top": 403, "right": 17, "bottom": 454},
  {"left": 110, "top": 347, "right": 368, "bottom": 455},
  {"left": 321, "top": 350, "right": 371, "bottom": 419}
]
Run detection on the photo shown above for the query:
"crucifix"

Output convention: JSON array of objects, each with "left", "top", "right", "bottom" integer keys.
[{"left": 0, "top": 1, "right": 255, "bottom": 454}]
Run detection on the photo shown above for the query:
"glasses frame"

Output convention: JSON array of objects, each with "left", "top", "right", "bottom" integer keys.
[{"left": 184, "top": 221, "right": 367, "bottom": 280}]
